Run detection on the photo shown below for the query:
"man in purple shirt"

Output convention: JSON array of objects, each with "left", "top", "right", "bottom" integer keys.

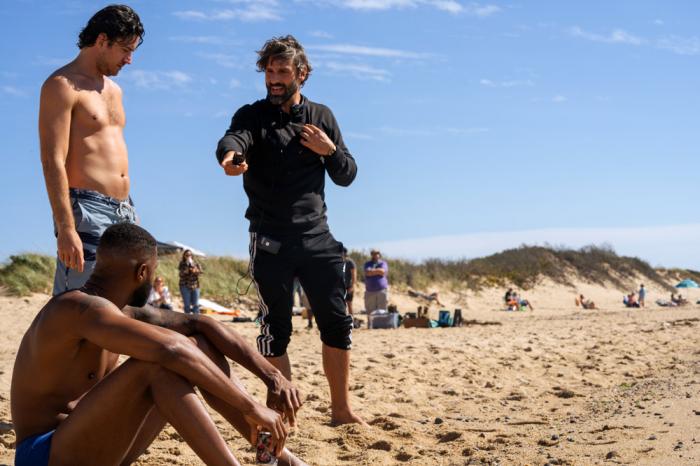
[{"left": 364, "top": 249, "right": 389, "bottom": 312}]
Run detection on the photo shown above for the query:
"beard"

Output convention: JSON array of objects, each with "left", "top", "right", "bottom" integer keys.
[
  {"left": 129, "top": 280, "right": 153, "bottom": 307},
  {"left": 266, "top": 80, "right": 299, "bottom": 106},
  {"left": 96, "top": 54, "right": 121, "bottom": 77}
]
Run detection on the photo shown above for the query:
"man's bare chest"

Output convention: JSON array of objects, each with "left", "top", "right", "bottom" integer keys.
[{"left": 73, "top": 89, "right": 125, "bottom": 130}]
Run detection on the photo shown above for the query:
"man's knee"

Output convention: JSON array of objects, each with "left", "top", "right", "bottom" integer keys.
[{"left": 319, "top": 315, "right": 353, "bottom": 350}]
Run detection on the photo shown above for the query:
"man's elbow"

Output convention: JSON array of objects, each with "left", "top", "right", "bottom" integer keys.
[{"left": 157, "top": 333, "right": 197, "bottom": 366}]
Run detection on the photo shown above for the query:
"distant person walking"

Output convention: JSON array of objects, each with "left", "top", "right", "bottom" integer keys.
[
  {"left": 364, "top": 249, "right": 389, "bottom": 312},
  {"left": 638, "top": 284, "right": 646, "bottom": 308},
  {"left": 178, "top": 250, "right": 202, "bottom": 314},
  {"left": 343, "top": 248, "right": 357, "bottom": 315}
]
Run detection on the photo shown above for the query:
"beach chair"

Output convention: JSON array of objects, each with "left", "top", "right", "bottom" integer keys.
[{"left": 437, "top": 310, "right": 452, "bottom": 327}]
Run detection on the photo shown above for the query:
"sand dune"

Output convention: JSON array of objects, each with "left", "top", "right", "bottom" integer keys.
[{"left": 0, "top": 278, "right": 698, "bottom": 465}]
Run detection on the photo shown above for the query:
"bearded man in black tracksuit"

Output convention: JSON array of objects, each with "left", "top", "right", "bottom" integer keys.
[{"left": 216, "top": 35, "right": 364, "bottom": 426}]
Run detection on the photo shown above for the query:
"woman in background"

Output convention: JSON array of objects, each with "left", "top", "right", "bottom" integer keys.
[
  {"left": 148, "top": 276, "right": 173, "bottom": 310},
  {"left": 178, "top": 250, "right": 202, "bottom": 314}
]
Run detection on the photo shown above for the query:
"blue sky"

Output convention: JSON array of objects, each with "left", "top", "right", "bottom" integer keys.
[{"left": 1, "top": 0, "right": 699, "bottom": 269}]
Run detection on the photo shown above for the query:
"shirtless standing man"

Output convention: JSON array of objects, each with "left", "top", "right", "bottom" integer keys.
[
  {"left": 40, "top": 4, "right": 143, "bottom": 294},
  {"left": 11, "top": 223, "right": 307, "bottom": 466}
]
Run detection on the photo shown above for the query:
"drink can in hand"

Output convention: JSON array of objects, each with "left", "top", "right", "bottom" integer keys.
[{"left": 256, "top": 431, "right": 278, "bottom": 465}]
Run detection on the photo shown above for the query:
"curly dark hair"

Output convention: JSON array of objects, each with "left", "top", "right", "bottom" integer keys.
[
  {"left": 77, "top": 4, "right": 144, "bottom": 49},
  {"left": 97, "top": 223, "right": 156, "bottom": 260},
  {"left": 256, "top": 35, "right": 312, "bottom": 85}
]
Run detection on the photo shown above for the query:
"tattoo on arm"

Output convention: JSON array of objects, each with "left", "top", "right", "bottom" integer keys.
[{"left": 127, "top": 306, "right": 198, "bottom": 335}]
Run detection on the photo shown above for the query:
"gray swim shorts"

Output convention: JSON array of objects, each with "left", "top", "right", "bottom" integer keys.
[{"left": 52, "top": 188, "right": 137, "bottom": 295}]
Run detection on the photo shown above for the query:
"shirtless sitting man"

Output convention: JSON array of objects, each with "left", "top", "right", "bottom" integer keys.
[
  {"left": 40, "top": 5, "right": 143, "bottom": 295},
  {"left": 11, "top": 223, "right": 307, "bottom": 466}
]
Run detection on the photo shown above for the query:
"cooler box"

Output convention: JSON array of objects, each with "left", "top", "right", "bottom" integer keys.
[{"left": 368, "top": 312, "right": 399, "bottom": 329}]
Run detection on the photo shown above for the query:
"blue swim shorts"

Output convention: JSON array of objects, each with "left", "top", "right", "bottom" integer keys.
[
  {"left": 15, "top": 430, "right": 55, "bottom": 466},
  {"left": 53, "top": 188, "right": 138, "bottom": 295}
]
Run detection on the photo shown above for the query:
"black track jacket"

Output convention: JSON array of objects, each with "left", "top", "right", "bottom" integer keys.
[{"left": 216, "top": 96, "right": 357, "bottom": 236}]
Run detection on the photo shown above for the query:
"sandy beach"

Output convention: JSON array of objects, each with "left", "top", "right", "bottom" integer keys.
[{"left": 1, "top": 278, "right": 698, "bottom": 465}]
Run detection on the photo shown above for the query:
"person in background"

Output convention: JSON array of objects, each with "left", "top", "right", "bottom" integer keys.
[
  {"left": 179, "top": 250, "right": 202, "bottom": 314},
  {"left": 638, "top": 284, "right": 646, "bottom": 308},
  {"left": 364, "top": 249, "right": 389, "bottom": 313},
  {"left": 148, "top": 276, "right": 173, "bottom": 311}
]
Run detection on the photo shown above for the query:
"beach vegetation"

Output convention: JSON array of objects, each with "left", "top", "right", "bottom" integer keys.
[{"left": 0, "top": 245, "right": 685, "bottom": 298}]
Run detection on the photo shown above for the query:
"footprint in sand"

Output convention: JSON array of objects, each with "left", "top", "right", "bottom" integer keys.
[
  {"left": 368, "top": 440, "right": 392, "bottom": 451},
  {"left": 437, "top": 431, "right": 462, "bottom": 443},
  {"left": 369, "top": 416, "right": 400, "bottom": 431}
]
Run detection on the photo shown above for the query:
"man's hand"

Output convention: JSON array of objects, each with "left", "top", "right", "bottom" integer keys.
[
  {"left": 300, "top": 124, "right": 336, "bottom": 156},
  {"left": 266, "top": 372, "right": 303, "bottom": 427},
  {"left": 220, "top": 151, "right": 248, "bottom": 176},
  {"left": 245, "top": 403, "right": 288, "bottom": 457},
  {"left": 57, "top": 227, "right": 84, "bottom": 271}
]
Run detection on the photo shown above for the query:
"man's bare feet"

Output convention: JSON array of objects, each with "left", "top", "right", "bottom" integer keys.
[
  {"left": 330, "top": 408, "right": 368, "bottom": 427},
  {"left": 279, "top": 448, "right": 310, "bottom": 466}
]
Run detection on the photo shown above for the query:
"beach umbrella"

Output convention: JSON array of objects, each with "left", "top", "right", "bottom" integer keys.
[{"left": 675, "top": 279, "right": 700, "bottom": 303}]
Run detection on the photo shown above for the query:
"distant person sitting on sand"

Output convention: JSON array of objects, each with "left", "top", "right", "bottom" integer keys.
[
  {"left": 147, "top": 276, "right": 173, "bottom": 310},
  {"left": 518, "top": 295, "right": 534, "bottom": 311},
  {"left": 407, "top": 288, "right": 444, "bottom": 306},
  {"left": 673, "top": 293, "right": 688, "bottom": 306},
  {"left": 624, "top": 293, "right": 640, "bottom": 308},
  {"left": 508, "top": 292, "right": 534, "bottom": 311},
  {"left": 576, "top": 294, "right": 596, "bottom": 310},
  {"left": 504, "top": 288, "right": 513, "bottom": 304},
  {"left": 11, "top": 223, "right": 307, "bottom": 466}
]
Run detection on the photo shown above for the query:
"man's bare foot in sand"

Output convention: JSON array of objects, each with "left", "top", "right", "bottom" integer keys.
[{"left": 331, "top": 408, "right": 368, "bottom": 427}]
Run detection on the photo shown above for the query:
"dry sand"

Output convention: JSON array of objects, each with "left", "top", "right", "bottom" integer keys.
[{"left": 0, "top": 279, "right": 699, "bottom": 465}]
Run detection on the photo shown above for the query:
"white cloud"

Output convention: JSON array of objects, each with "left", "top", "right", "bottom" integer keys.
[
  {"left": 121, "top": 70, "right": 193, "bottom": 90},
  {"left": 657, "top": 35, "right": 700, "bottom": 56},
  {"left": 480, "top": 78, "right": 534, "bottom": 88},
  {"left": 1, "top": 85, "right": 26, "bottom": 97},
  {"left": 309, "top": 30, "right": 334, "bottom": 39},
  {"left": 338, "top": 0, "right": 417, "bottom": 10},
  {"left": 432, "top": 0, "right": 463, "bottom": 14},
  {"left": 173, "top": 2, "right": 281, "bottom": 22},
  {"left": 169, "top": 35, "right": 225, "bottom": 44},
  {"left": 552, "top": 95, "right": 566, "bottom": 103},
  {"left": 569, "top": 26, "right": 700, "bottom": 57},
  {"left": 301, "top": 0, "right": 500, "bottom": 16},
  {"left": 308, "top": 43, "right": 430, "bottom": 59},
  {"left": 198, "top": 52, "right": 246, "bottom": 69},
  {"left": 569, "top": 26, "right": 645, "bottom": 45},
  {"left": 464, "top": 2, "right": 501, "bottom": 17},
  {"left": 229, "top": 78, "right": 242, "bottom": 88},
  {"left": 321, "top": 61, "right": 392, "bottom": 82},
  {"left": 653, "top": 19, "right": 664, "bottom": 26},
  {"left": 345, "top": 131, "right": 374, "bottom": 140},
  {"left": 362, "top": 224, "right": 700, "bottom": 269}
]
